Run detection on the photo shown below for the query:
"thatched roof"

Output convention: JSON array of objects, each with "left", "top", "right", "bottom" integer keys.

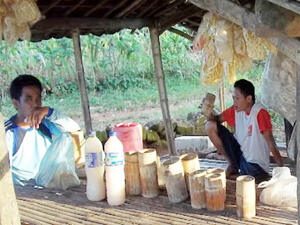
[{"left": 31, "top": 0, "right": 257, "bottom": 41}]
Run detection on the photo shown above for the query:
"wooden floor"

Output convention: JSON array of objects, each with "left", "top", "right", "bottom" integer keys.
[{"left": 16, "top": 159, "right": 298, "bottom": 225}]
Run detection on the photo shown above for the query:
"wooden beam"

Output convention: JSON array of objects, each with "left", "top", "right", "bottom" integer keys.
[
  {"left": 72, "top": 29, "right": 92, "bottom": 134},
  {"left": 103, "top": 0, "right": 128, "bottom": 18},
  {"left": 64, "top": 0, "right": 86, "bottom": 16},
  {"left": 149, "top": 26, "right": 176, "bottom": 155},
  {"left": 168, "top": 27, "right": 193, "bottom": 41},
  {"left": 42, "top": 0, "right": 62, "bottom": 14},
  {"left": 84, "top": 0, "right": 110, "bottom": 17},
  {"left": 116, "top": 0, "right": 144, "bottom": 18},
  {"left": 189, "top": 0, "right": 300, "bottom": 65},
  {"left": 159, "top": 6, "right": 201, "bottom": 32},
  {"left": 266, "top": 0, "right": 300, "bottom": 15},
  {"left": 32, "top": 18, "right": 153, "bottom": 32},
  {"left": 0, "top": 112, "right": 21, "bottom": 225},
  {"left": 123, "top": 0, "right": 146, "bottom": 17}
]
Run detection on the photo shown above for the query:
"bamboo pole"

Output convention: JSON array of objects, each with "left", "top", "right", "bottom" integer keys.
[
  {"left": 149, "top": 26, "right": 175, "bottom": 155},
  {"left": 0, "top": 111, "right": 21, "bottom": 225},
  {"left": 72, "top": 29, "right": 92, "bottom": 134}
]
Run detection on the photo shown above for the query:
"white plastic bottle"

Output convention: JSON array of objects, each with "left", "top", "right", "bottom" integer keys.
[
  {"left": 85, "top": 131, "right": 105, "bottom": 201},
  {"left": 104, "top": 131, "right": 125, "bottom": 206}
]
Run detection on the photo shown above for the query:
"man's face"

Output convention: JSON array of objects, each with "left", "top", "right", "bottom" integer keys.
[
  {"left": 13, "top": 86, "right": 42, "bottom": 118},
  {"left": 232, "top": 88, "right": 252, "bottom": 112}
]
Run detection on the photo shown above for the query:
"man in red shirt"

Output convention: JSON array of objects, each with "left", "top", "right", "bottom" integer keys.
[{"left": 205, "top": 79, "right": 283, "bottom": 182}]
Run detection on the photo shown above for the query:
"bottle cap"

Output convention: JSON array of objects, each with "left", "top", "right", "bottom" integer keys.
[
  {"left": 87, "top": 131, "right": 96, "bottom": 137},
  {"left": 109, "top": 131, "right": 116, "bottom": 136}
]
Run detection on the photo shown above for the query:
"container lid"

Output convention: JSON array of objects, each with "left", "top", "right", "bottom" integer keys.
[
  {"left": 109, "top": 131, "right": 116, "bottom": 136},
  {"left": 87, "top": 131, "right": 96, "bottom": 137}
]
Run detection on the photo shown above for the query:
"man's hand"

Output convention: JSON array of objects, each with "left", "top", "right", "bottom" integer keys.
[
  {"left": 262, "top": 130, "right": 283, "bottom": 167},
  {"left": 27, "top": 107, "right": 49, "bottom": 129}
]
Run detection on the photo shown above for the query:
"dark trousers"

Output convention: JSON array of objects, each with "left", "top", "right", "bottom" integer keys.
[{"left": 217, "top": 123, "right": 270, "bottom": 183}]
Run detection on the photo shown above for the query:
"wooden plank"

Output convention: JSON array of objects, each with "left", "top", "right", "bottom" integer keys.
[
  {"left": 137, "top": 0, "right": 159, "bottom": 17},
  {"left": 72, "top": 29, "right": 92, "bottom": 134},
  {"left": 189, "top": 0, "right": 300, "bottom": 66},
  {"left": 0, "top": 112, "right": 21, "bottom": 225},
  {"left": 149, "top": 26, "right": 176, "bottom": 155},
  {"left": 297, "top": 61, "right": 300, "bottom": 223},
  {"left": 168, "top": 27, "right": 193, "bottom": 41},
  {"left": 32, "top": 18, "right": 153, "bottom": 32},
  {"left": 266, "top": 0, "right": 300, "bottom": 15}
]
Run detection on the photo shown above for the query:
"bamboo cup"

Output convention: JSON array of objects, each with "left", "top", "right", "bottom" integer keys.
[
  {"left": 236, "top": 175, "right": 256, "bottom": 219},
  {"left": 205, "top": 173, "right": 225, "bottom": 211},
  {"left": 138, "top": 149, "right": 159, "bottom": 198},
  {"left": 163, "top": 156, "right": 188, "bottom": 203},
  {"left": 189, "top": 170, "right": 207, "bottom": 209},
  {"left": 181, "top": 153, "right": 200, "bottom": 192},
  {"left": 125, "top": 151, "right": 141, "bottom": 195}
]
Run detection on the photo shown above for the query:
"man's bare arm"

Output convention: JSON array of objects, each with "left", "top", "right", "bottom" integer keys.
[{"left": 262, "top": 130, "right": 283, "bottom": 167}]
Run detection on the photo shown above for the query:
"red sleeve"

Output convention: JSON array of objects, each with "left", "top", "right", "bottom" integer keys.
[
  {"left": 222, "top": 106, "right": 235, "bottom": 127},
  {"left": 257, "top": 109, "right": 272, "bottom": 133}
]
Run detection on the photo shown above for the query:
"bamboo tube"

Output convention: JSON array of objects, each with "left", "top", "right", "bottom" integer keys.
[
  {"left": 201, "top": 93, "right": 216, "bottom": 117},
  {"left": 206, "top": 168, "right": 226, "bottom": 201},
  {"left": 156, "top": 155, "right": 167, "bottom": 189},
  {"left": 181, "top": 153, "right": 200, "bottom": 192},
  {"left": 163, "top": 156, "right": 188, "bottom": 203},
  {"left": 125, "top": 152, "right": 141, "bottom": 195},
  {"left": 205, "top": 173, "right": 225, "bottom": 211},
  {"left": 189, "top": 170, "right": 207, "bottom": 209},
  {"left": 138, "top": 149, "right": 159, "bottom": 198},
  {"left": 236, "top": 175, "right": 256, "bottom": 219},
  {"left": 70, "top": 130, "right": 85, "bottom": 166}
]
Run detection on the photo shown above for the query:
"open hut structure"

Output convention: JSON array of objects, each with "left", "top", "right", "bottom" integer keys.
[{"left": 1, "top": 0, "right": 300, "bottom": 224}]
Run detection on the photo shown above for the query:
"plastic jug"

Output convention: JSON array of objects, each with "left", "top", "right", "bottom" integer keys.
[
  {"left": 84, "top": 131, "right": 105, "bottom": 201},
  {"left": 104, "top": 131, "right": 125, "bottom": 206},
  {"left": 113, "top": 123, "right": 143, "bottom": 152}
]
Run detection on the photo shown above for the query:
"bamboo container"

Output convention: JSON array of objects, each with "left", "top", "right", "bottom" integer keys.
[
  {"left": 205, "top": 173, "right": 225, "bottom": 211},
  {"left": 206, "top": 168, "right": 226, "bottom": 201},
  {"left": 156, "top": 155, "right": 166, "bottom": 189},
  {"left": 189, "top": 170, "right": 207, "bottom": 209},
  {"left": 70, "top": 130, "right": 85, "bottom": 166},
  {"left": 201, "top": 93, "right": 216, "bottom": 117},
  {"left": 125, "top": 151, "right": 141, "bottom": 195},
  {"left": 236, "top": 175, "right": 256, "bottom": 219},
  {"left": 181, "top": 153, "right": 200, "bottom": 192},
  {"left": 138, "top": 149, "right": 159, "bottom": 198},
  {"left": 163, "top": 156, "right": 188, "bottom": 203}
]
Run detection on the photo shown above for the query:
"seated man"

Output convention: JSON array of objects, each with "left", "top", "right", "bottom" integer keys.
[
  {"left": 205, "top": 79, "right": 283, "bottom": 182},
  {"left": 5, "top": 74, "right": 80, "bottom": 188}
]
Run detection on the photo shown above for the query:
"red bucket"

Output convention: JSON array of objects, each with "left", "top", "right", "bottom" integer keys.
[{"left": 113, "top": 122, "right": 143, "bottom": 152}]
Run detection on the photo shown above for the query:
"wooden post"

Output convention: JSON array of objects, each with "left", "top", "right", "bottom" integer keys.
[
  {"left": 72, "top": 29, "right": 92, "bottom": 134},
  {"left": 0, "top": 111, "right": 21, "bottom": 225},
  {"left": 149, "top": 26, "right": 176, "bottom": 155},
  {"left": 296, "top": 61, "right": 300, "bottom": 222},
  {"left": 219, "top": 78, "right": 225, "bottom": 112}
]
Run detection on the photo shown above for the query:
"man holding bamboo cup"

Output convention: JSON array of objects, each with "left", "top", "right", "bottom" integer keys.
[{"left": 201, "top": 79, "right": 283, "bottom": 183}]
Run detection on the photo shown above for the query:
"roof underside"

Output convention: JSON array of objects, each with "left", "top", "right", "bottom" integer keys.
[{"left": 31, "top": 0, "right": 254, "bottom": 41}]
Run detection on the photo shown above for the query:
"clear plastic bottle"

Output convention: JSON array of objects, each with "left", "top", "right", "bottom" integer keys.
[
  {"left": 104, "top": 131, "right": 125, "bottom": 206},
  {"left": 85, "top": 131, "right": 105, "bottom": 201}
]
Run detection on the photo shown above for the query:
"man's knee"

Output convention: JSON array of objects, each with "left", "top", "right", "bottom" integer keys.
[{"left": 205, "top": 121, "right": 217, "bottom": 136}]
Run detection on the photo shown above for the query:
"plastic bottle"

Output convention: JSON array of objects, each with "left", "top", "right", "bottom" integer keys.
[
  {"left": 104, "top": 131, "right": 125, "bottom": 206},
  {"left": 85, "top": 131, "right": 105, "bottom": 201}
]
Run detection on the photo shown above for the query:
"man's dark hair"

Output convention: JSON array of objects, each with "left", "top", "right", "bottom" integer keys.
[
  {"left": 10, "top": 75, "right": 42, "bottom": 100},
  {"left": 234, "top": 79, "right": 255, "bottom": 103}
]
